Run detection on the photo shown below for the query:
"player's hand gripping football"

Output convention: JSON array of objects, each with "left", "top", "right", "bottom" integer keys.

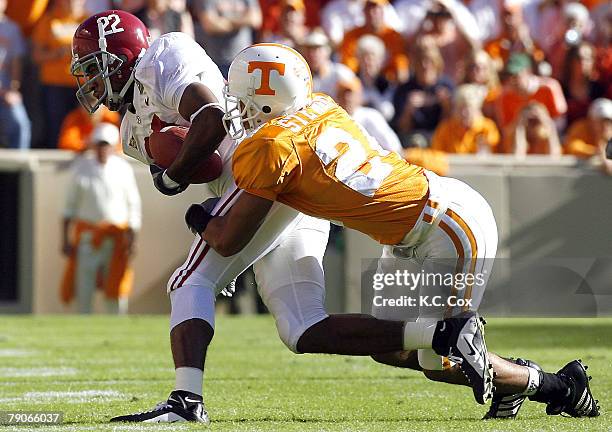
[{"left": 150, "top": 164, "right": 189, "bottom": 196}]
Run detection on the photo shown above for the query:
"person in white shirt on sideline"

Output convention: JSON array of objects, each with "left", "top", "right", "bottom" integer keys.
[
  {"left": 60, "top": 123, "right": 142, "bottom": 314},
  {"left": 335, "top": 74, "right": 403, "bottom": 154}
]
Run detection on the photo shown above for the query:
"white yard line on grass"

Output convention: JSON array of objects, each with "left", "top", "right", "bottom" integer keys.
[
  {"left": 0, "top": 349, "right": 37, "bottom": 357},
  {"left": 0, "top": 390, "right": 126, "bottom": 404},
  {"left": 0, "top": 367, "right": 78, "bottom": 377}
]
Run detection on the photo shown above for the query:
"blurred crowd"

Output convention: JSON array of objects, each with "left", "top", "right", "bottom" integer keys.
[{"left": 1, "top": 0, "right": 611, "bottom": 173}]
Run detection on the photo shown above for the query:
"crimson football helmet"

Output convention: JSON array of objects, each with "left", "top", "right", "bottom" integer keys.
[{"left": 71, "top": 10, "right": 150, "bottom": 113}]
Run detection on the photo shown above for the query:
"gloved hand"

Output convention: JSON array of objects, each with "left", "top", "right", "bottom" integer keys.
[
  {"left": 185, "top": 197, "right": 221, "bottom": 236},
  {"left": 150, "top": 164, "right": 189, "bottom": 196}
]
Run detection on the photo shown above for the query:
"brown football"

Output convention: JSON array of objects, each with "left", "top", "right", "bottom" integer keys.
[{"left": 147, "top": 126, "right": 223, "bottom": 184}]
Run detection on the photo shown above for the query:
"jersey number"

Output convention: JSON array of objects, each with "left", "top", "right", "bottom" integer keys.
[
  {"left": 97, "top": 14, "right": 124, "bottom": 36},
  {"left": 315, "top": 127, "right": 393, "bottom": 197}
]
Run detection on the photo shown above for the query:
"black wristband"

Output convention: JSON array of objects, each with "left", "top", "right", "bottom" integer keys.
[
  {"left": 152, "top": 170, "right": 188, "bottom": 196},
  {"left": 185, "top": 203, "right": 214, "bottom": 235}
]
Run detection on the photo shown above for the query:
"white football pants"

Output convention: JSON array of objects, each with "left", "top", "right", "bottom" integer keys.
[
  {"left": 372, "top": 170, "right": 498, "bottom": 370},
  {"left": 168, "top": 182, "right": 330, "bottom": 352}
]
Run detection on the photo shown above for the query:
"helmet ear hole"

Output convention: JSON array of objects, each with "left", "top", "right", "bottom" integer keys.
[{"left": 262, "top": 105, "right": 272, "bottom": 114}]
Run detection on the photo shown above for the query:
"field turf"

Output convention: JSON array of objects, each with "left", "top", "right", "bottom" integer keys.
[{"left": 0, "top": 315, "right": 609, "bottom": 431}]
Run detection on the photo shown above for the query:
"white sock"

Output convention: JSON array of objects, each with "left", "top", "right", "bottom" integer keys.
[
  {"left": 403, "top": 321, "right": 437, "bottom": 350},
  {"left": 175, "top": 367, "right": 203, "bottom": 396},
  {"left": 522, "top": 366, "right": 541, "bottom": 396}
]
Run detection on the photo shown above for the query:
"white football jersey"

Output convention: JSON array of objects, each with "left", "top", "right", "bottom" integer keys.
[{"left": 120, "top": 32, "right": 235, "bottom": 196}]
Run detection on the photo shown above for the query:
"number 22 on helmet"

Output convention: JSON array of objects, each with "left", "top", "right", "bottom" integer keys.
[{"left": 71, "top": 10, "right": 150, "bottom": 113}]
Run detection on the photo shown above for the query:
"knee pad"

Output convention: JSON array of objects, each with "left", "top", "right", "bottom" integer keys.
[{"left": 169, "top": 284, "right": 216, "bottom": 331}]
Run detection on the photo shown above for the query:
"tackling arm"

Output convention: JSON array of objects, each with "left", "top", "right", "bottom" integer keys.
[
  {"left": 164, "top": 82, "right": 227, "bottom": 185},
  {"left": 202, "top": 192, "right": 274, "bottom": 257}
]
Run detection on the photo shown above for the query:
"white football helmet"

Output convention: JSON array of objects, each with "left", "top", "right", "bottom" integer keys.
[{"left": 223, "top": 43, "right": 313, "bottom": 139}]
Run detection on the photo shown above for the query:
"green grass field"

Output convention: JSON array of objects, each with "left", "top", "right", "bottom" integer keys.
[{"left": 0, "top": 316, "right": 609, "bottom": 431}]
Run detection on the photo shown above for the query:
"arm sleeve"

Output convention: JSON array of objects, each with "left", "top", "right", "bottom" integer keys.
[{"left": 232, "top": 136, "right": 299, "bottom": 200}]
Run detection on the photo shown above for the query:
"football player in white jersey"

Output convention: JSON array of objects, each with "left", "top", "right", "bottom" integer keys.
[{"left": 71, "top": 10, "right": 504, "bottom": 423}]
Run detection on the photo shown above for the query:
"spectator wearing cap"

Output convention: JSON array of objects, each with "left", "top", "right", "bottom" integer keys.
[
  {"left": 505, "top": 102, "right": 562, "bottom": 156},
  {"left": 391, "top": 36, "right": 454, "bottom": 146},
  {"left": 261, "top": 0, "right": 306, "bottom": 47},
  {"left": 484, "top": 2, "right": 545, "bottom": 72},
  {"left": 496, "top": 52, "right": 567, "bottom": 133},
  {"left": 564, "top": 98, "right": 612, "bottom": 159},
  {"left": 58, "top": 104, "right": 121, "bottom": 153},
  {"left": 0, "top": 0, "right": 30, "bottom": 149},
  {"left": 61, "top": 123, "right": 141, "bottom": 314},
  {"left": 355, "top": 34, "right": 395, "bottom": 120},
  {"left": 561, "top": 41, "right": 606, "bottom": 126},
  {"left": 299, "top": 29, "right": 355, "bottom": 99},
  {"left": 31, "top": 0, "right": 87, "bottom": 148},
  {"left": 431, "top": 84, "right": 500, "bottom": 154},
  {"left": 412, "top": 0, "right": 480, "bottom": 84},
  {"left": 335, "top": 74, "right": 403, "bottom": 154},
  {"left": 321, "top": 0, "right": 402, "bottom": 47},
  {"left": 340, "top": 0, "right": 409, "bottom": 83},
  {"left": 193, "top": 0, "right": 262, "bottom": 77}
]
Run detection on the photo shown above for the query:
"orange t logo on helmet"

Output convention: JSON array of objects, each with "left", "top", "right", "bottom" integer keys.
[{"left": 248, "top": 61, "right": 286, "bottom": 96}]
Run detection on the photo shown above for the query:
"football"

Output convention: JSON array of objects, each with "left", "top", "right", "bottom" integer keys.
[{"left": 147, "top": 125, "right": 223, "bottom": 184}]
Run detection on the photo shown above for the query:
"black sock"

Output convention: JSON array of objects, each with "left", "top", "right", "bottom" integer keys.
[{"left": 529, "top": 371, "right": 570, "bottom": 404}]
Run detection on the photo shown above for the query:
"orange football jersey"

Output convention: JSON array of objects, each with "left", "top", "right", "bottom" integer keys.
[{"left": 232, "top": 94, "right": 429, "bottom": 245}]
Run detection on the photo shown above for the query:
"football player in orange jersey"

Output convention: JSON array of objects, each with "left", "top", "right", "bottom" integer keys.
[{"left": 187, "top": 44, "right": 600, "bottom": 418}]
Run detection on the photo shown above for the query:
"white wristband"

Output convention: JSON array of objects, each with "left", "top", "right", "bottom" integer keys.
[
  {"left": 162, "top": 171, "right": 180, "bottom": 189},
  {"left": 190, "top": 102, "right": 223, "bottom": 124}
]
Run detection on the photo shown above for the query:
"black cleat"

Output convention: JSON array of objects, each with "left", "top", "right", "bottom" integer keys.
[
  {"left": 545, "top": 359, "right": 600, "bottom": 418},
  {"left": 433, "top": 311, "right": 494, "bottom": 404},
  {"left": 483, "top": 358, "right": 541, "bottom": 419},
  {"left": 110, "top": 390, "right": 209, "bottom": 423}
]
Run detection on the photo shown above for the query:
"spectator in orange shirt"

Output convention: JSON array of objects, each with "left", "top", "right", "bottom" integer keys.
[
  {"left": 339, "top": 0, "right": 408, "bottom": 83},
  {"left": 431, "top": 84, "right": 500, "bottom": 154},
  {"left": 31, "top": 0, "right": 87, "bottom": 148},
  {"left": 484, "top": 3, "right": 545, "bottom": 73},
  {"left": 497, "top": 53, "right": 567, "bottom": 133},
  {"left": 505, "top": 102, "right": 562, "bottom": 156},
  {"left": 564, "top": 98, "right": 612, "bottom": 161},
  {"left": 258, "top": 0, "right": 329, "bottom": 39},
  {"left": 58, "top": 104, "right": 121, "bottom": 153}
]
